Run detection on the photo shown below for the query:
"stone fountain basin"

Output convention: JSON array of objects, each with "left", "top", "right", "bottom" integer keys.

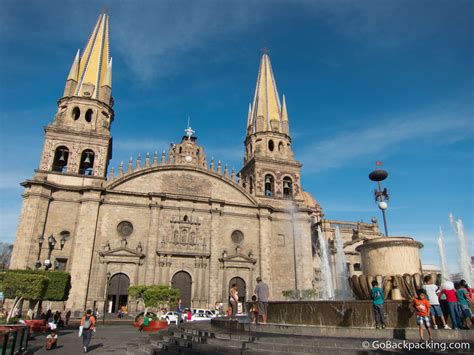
[{"left": 267, "top": 300, "right": 418, "bottom": 328}]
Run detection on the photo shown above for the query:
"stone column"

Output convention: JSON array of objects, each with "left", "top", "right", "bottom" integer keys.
[
  {"left": 208, "top": 206, "right": 222, "bottom": 303},
  {"left": 66, "top": 190, "right": 101, "bottom": 312},
  {"left": 200, "top": 258, "right": 208, "bottom": 307},
  {"left": 294, "top": 213, "right": 314, "bottom": 289},
  {"left": 194, "top": 256, "right": 201, "bottom": 304},
  {"left": 257, "top": 208, "right": 272, "bottom": 286},
  {"left": 156, "top": 255, "right": 164, "bottom": 284},
  {"left": 145, "top": 201, "right": 162, "bottom": 284},
  {"left": 221, "top": 263, "right": 227, "bottom": 304},
  {"left": 10, "top": 185, "right": 52, "bottom": 269},
  {"left": 165, "top": 255, "right": 172, "bottom": 284}
]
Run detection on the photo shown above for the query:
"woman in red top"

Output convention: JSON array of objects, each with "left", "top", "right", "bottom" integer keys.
[{"left": 439, "top": 281, "right": 461, "bottom": 329}]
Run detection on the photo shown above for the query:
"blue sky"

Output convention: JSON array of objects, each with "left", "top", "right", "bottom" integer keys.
[{"left": 0, "top": 0, "right": 472, "bottom": 272}]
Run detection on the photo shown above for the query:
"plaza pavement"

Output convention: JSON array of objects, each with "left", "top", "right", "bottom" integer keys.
[{"left": 26, "top": 323, "right": 146, "bottom": 354}]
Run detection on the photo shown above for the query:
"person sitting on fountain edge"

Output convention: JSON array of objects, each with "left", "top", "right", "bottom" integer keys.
[
  {"left": 370, "top": 280, "right": 386, "bottom": 329},
  {"left": 412, "top": 289, "right": 433, "bottom": 342}
]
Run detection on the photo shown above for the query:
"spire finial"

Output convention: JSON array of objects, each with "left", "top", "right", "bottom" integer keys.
[{"left": 184, "top": 116, "right": 195, "bottom": 140}]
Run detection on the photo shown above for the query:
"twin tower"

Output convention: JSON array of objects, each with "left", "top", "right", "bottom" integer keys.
[
  {"left": 11, "top": 13, "right": 323, "bottom": 311},
  {"left": 38, "top": 13, "right": 303, "bottom": 202}
]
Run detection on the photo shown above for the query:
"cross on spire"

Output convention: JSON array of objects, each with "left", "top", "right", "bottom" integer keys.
[{"left": 184, "top": 116, "right": 195, "bottom": 140}]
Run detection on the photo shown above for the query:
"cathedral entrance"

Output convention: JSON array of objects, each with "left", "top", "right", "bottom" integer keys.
[
  {"left": 229, "top": 277, "right": 246, "bottom": 303},
  {"left": 171, "top": 271, "right": 192, "bottom": 308},
  {"left": 107, "top": 273, "right": 130, "bottom": 314}
]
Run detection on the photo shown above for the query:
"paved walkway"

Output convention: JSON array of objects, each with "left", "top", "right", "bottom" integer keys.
[{"left": 26, "top": 324, "right": 145, "bottom": 354}]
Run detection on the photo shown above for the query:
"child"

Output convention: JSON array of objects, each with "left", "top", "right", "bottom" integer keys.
[
  {"left": 249, "top": 295, "right": 259, "bottom": 324},
  {"left": 422, "top": 275, "right": 450, "bottom": 329},
  {"left": 440, "top": 281, "right": 461, "bottom": 329},
  {"left": 412, "top": 289, "right": 432, "bottom": 341},
  {"left": 45, "top": 329, "right": 58, "bottom": 350},
  {"left": 370, "top": 280, "right": 385, "bottom": 329},
  {"left": 456, "top": 280, "right": 472, "bottom": 329}
]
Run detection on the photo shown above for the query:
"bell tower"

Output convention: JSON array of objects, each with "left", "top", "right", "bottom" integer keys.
[
  {"left": 239, "top": 52, "right": 302, "bottom": 200},
  {"left": 38, "top": 14, "right": 113, "bottom": 180}
]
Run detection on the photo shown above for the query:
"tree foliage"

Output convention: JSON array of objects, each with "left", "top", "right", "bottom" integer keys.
[
  {"left": 0, "top": 271, "right": 48, "bottom": 300},
  {"left": 0, "top": 270, "right": 71, "bottom": 301},
  {"left": 128, "top": 285, "right": 180, "bottom": 308}
]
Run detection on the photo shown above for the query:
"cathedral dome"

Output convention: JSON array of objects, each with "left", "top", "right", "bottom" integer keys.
[{"left": 301, "top": 190, "right": 320, "bottom": 211}]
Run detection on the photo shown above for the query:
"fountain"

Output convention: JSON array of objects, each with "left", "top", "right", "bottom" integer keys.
[
  {"left": 437, "top": 227, "right": 450, "bottom": 281},
  {"left": 449, "top": 214, "right": 472, "bottom": 285},
  {"left": 317, "top": 226, "right": 334, "bottom": 299},
  {"left": 334, "top": 226, "right": 352, "bottom": 299}
]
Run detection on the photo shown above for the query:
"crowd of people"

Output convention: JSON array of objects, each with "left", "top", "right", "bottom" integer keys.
[{"left": 371, "top": 276, "right": 473, "bottom": 341}]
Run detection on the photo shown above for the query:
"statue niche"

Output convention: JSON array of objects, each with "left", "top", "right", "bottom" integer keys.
[{"left": 168, "top": 214, "right": 202, "bottom": 249}]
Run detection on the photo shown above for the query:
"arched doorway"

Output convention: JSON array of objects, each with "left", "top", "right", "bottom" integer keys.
[
  {"left": 229, "top": 277, "right": 246, "bottom": 303},
  {"left": 107, "top": 273, "right": 130, "bottom": 314},
  {"left": 171, "top": 271, "right": 192, "bottom": 308}
]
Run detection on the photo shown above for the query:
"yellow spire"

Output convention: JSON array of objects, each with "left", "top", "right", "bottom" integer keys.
[
  {"left": 67, "top": 49, "right": 80, "bottom": 81},
  {"left": 74, "top": 14, "right": 111, "bottom": 100},
  {"left": 250, "top": 52, "right": 282, "bottom": 132},
  {"left": 102, "top": 58, "right": 112, "bottom": 88},
  {"left": 281, "top": 94, "right": 288, "bottom": 121}
]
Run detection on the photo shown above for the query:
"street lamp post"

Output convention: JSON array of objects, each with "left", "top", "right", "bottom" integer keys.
[
  {"left": 369, "top": 167, "right": 390, "bottom": 236},
  {"left": 44, "top": 235, "right": 56, "bottom": 270},
  {"left": 35, "top": 235, "right": 45, "bottom": 269},
  {"left": 102, "top": 272, "right": 111, "bottom": 325}
]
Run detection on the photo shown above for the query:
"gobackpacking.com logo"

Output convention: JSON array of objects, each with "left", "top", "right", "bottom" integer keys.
[{"left": 362, "top": 340, "right": 471, "bottom": 352}]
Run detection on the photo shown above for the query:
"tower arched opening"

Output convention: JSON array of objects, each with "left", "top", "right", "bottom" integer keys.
[
  {"left": 264, "top": 174, "right": 274, "bottom": 197},
  {"left": 283, "top": 176, "right": 293, "bottom": 198},
  {"left": 79, "top": 149, "right": 95, "bottom": 175},
  {"left": 85, "top": 109, "right": 93, "bottom": 123},
  {"left": 52, "top": 146, "right": 69, "bottom": 173}
]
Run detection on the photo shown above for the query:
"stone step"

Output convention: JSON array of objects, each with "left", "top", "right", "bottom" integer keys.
[{"left": 206, "top": 336, "right": 247, "bottom": 349}]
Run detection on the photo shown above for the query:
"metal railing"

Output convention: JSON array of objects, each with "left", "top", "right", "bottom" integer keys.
[{"left": 1, "top": 326, "right": 28, "bottom": 355}]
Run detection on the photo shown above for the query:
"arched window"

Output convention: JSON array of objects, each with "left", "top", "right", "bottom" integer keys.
[
  {"left": 72, "top": 107, "right": 80, "bottom": 120},
  {"left": 52, "top": 146, "right": 69, "bottom": 173},
  {"left": 85, "top": 109, "right": 93, "bottom": 123},
  {"left": 264, "top": 174, "right": 274, "bottom": 197},
  {"left": 249, "top": 176, "right": 254, "bottom": 194},
  {"left": 283, "top": 176, "right": 293, "bottom": 198},
  {"left": 79, "top": 149, "right": 94, "bottom": 175},
  {"left": 268, "top": 139, "right": 274, "bottom": 152}
]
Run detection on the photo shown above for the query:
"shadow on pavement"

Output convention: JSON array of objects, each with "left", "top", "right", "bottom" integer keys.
[{"left": 86, "top": 343, "right": 103, "bottom": 352}]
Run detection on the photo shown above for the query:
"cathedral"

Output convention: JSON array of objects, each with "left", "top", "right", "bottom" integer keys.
[{"left": 10, "top": 14, "right": 381, "bottom": 314}]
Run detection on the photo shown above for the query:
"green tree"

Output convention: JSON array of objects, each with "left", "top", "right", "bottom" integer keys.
[
  {"left": 0, "top": 271, "right": 49, "bottom": 322},
  {"left": 8, "top": 270, "right": 71, "bottom": 301},
  {"left": 129, "top": 285, "right": 180, "bottom": 308},
  {"left": 0, "top": 270, "right": 72, "bottom": 321}
]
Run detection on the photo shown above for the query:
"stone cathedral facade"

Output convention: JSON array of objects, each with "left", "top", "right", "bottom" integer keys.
[{"left": 10, "top": 14, "right": 381, "bottom": 314}]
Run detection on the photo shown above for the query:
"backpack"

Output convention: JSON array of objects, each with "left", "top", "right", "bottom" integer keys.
[{"left": 83, "top": 316, "right": 92, "bottom": 329}]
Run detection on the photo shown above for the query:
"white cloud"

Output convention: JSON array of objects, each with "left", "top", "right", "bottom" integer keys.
[{"left": 300, "top": 105, "right": 473, "bottom": 173}]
